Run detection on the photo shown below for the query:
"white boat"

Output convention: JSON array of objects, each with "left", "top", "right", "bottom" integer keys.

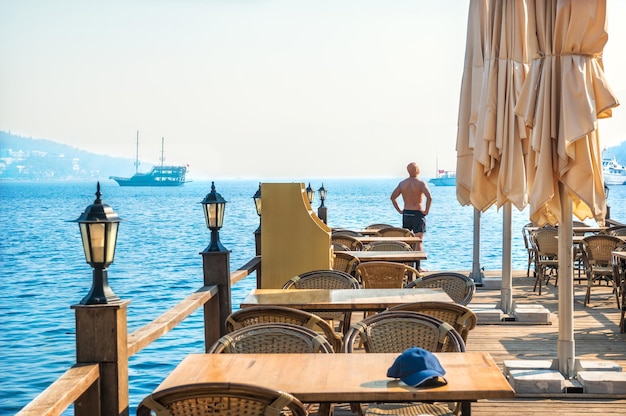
[
  {"left": 602, "top": 154, "right": 626, "bottom": 185},
  {"left": 429, "top": 170, "right": 456, "bottom": 186}
]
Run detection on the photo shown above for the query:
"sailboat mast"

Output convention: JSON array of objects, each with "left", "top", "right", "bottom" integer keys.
[
  {"left": 160, "top": 137, "right": 165, "bottom": 168},
  {"left": 134, "top": 131, "right": 140, "bottom": 174}
]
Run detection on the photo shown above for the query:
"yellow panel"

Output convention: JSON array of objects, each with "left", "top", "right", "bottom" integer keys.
[{"left": 260, "top": 183, "right": 332, "bottom": 288}]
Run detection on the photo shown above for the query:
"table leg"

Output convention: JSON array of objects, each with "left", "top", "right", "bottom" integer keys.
[{"left": 461, "top": 401, "right": 472, "bottom": 415}]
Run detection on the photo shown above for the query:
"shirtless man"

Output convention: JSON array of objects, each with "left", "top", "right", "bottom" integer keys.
[{"left": 390, "top": 162, "right": 432, "bottom": 257}]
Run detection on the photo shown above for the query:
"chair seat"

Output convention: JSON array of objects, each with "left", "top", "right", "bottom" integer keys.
[{"left": 364, "top": 401, "right": 453, "bottom": 415}]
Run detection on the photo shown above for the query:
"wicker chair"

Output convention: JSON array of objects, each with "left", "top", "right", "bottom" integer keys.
[
  {"left": 388, "top": 301, "right": 477, "bottom": 343},
  {"left": 283, "top": 270, "right": 360, "bottom": 334},
  {"left": 332, "top": 241, "right": 351, "bottom": 252},
  {"left": 529, "top": 227, "right": 559, "bottom": 295},
  {"left": 406, "top": 272, "right": 475, "bottom": 305},
  {"left": 375, "top": 227, "right": 415, "bottom": 237},
  {"left": 332, "top": 229, "right": 364, "bottom": 237},
  {"left": 226, "top": 305, "right": 342, "bottom": 352},
  {"left": 332, "top": 234, "right": 363, "bottom": 251},
  {"left": 208, "top": 322, "right": 334, "bottom": 354},
  {"left": 608, "top": 226, "right": 626, "bottom": 237},
  {"left": 362, "top": 240, "right": 414, "bottom": 252},
  {"left": 522, "top": 222, "right": 537, "bottom": 278},
  {"left": 342, "top": 311, "right": 465, "bottom": 416},
  {"left": 355, "top": 261, "right": 421, "bottom": 289},
  {"left": 136, "top": 382, "right": 308, "bottom": 416},
  {"left": 332, "top": 251, "right": 360, "bottom": 276},
  {"left": 365, "top": 223, "right": 394, "bottom": 230},
  {"left": 580, "top": 234, "right": 624, "bottom": 307}
]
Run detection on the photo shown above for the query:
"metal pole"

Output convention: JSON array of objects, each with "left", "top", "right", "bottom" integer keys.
[
  {"left": 501, "top": 203, "right": 513, "bottom": 314},
  {"left": 557, "top": 182, "right": 575, "bottom": 378},
  {"left": 469, "top": 208, "right": 484, "bottom": 285}
]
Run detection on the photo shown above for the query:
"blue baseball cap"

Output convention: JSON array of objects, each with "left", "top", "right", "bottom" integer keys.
[{"left": 387, "top": 347, "right": 447, "bottom": 387}]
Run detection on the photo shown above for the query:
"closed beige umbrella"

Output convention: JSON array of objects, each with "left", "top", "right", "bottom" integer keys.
[
  {"left": 456, "top": 0, "right": 491, "bottom": 209},
  {"left": 457, "top": 0, "right": 530, "bottom": 312},
  {"left": 515, "top": 0, "right": 619, "bottom": 377},
  {"left": 516, "top": 0, "right": 617, "bottom": 227}
]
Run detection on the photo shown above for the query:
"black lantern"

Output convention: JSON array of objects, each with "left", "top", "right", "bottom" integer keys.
[
  {"left": 71, "top": 182, "right": 123, "bottom": 305},
  {"left": 253, "top": 182, "right": 262, "bottom": 232},
  {"left": 318, "top": 183, "right": 327, "bottom": 208},
  {"left": 201, "top": 181, "right": 228, "bottom": 252},
  {"left": 306, "top": 182, "right": 315, "bottom": 204},
  {"left": 253, "top": 182, "right": 262, "bottom": 217}
]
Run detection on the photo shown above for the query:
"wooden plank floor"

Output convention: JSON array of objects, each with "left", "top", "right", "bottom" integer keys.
[{"left": 323, "top": 271, "right": 626, "bottom": 415}]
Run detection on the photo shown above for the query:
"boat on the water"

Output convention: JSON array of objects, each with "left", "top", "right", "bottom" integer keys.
[
  {"left": 428, "top": 170, "right": 456, "bottom": 186},
  {"left": 109, "top": 134, "right": 188, "bottom": 187},
  {"left": 602, "top": 153, "right": 626, "bottom": 185}
]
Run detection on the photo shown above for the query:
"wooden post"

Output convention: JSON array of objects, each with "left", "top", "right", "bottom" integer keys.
[
  {"left": 72, "top": 301, "right": 130, "bottom": 416},
  {"left": 201, "top": 249, "right": 231, "bottom": 349},
  {"left": 318, "top": 206, "right": 328, "bottom": 224}
]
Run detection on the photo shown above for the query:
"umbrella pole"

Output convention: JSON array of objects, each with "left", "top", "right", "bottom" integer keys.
[
  {"left": 558, "top": 183, "right": 575, "bottom": 378},
  {"left": 470, "top": 208, "right": 484, "bottom": 285},
  {"left": 501, "top": 202, "right": 513, "bottom": 314}
]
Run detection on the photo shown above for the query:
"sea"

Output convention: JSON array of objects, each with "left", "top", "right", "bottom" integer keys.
[{"left": 2, "top": 178, "right": 625, "bottom": 415}]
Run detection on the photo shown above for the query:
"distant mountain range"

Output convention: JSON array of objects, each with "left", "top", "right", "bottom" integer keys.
[
  {"left": 0, "top": 131, "right": 136, "bottom": 181},
  {"left": 2, "top": 130, "right": 625, "bottom": 181}
]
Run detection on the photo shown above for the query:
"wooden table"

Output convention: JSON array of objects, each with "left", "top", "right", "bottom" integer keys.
[
  {"left": 240, "top": 288, "right": 452, "bottom": 312},
  {"left": 350, "top": 250, "right": 427, "bottom": 263},
  {"left": 155, "top": 352, "right": 515, "bottom": 416}
]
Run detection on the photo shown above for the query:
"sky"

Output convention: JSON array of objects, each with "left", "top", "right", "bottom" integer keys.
[{"left": 1, "top": 0, "right": 626, "bottom": 181}]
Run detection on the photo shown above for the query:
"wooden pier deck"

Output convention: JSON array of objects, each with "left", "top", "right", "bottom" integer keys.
[{"left": 327, "top": 271, "right": 626, "bottom": 415}]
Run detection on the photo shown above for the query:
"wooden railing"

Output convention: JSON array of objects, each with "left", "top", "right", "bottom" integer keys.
[{"left": 16, "top": 253, "right": 261, "bottom": 416}]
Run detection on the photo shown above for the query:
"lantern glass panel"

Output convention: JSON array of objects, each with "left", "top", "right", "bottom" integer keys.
[
  {"left": 89, "top": 223, "right": 106, "bottom": 264},
  {"left": 106, "top": 222, "right": 118, "bottom": 264},
  {"left": 79, "top": 223, "right": 92, "bottom": 264}
]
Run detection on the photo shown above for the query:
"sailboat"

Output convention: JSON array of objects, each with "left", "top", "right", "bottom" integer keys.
[
  {"left": 429, "top": 169, "right": 456, "bottom": 186},
  {"left": 109, "top": 132, "right": 188, "bottom": 187},
  {"left": 428, "top": 156, "right": 456, "bottom": 186}
]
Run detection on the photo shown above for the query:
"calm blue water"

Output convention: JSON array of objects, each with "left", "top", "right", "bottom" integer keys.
[{"left": 2, "top": 179, "right": 625, "bottom": 415}]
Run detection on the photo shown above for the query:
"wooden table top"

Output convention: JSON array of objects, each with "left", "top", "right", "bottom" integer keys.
[
  {"left": 350, "top": 250, "right": 427, "bottom": 262},
  {"left": 241, "top": 288, "right": 452, "bottom": 311},
  {"left": 156, "top": 352, "right": 515, "bottom": 407}
]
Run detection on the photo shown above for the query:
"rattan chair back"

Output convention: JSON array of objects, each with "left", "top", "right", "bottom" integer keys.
[
  {"left": 332, "top": 229, "right": 364, "bottom": 237},
  {"left": 609, "top": 226, "right": 626, "bottom": 236},
  {"left": 283, "top": 269, "right": 360, "bottom": 333},
  {"left": 136, "top": 382, "right": 308, "bottom": 416},
  {"left": 332, "top": 241, "right": 351, "bottom": 252},
  {"left": 331, "top": 251, "right": 360, "bottom": 276},
  {"left": 342, "top": 310, "right": 465, "bottom": 353},
  {"left": 343, "top": 311, "right": 463, "bottom": 416},
  {"left": 331, "top": 234, "right": 363, "bottom": 251},
  {"left": 529, "top": 226, "right": 559, "bottom": 294},
  {"left": 406, "top": 272, "right": 475, "bottom": 305},
  {"left": 522, "top": 222, "right": 537, "bottom": 277},
  {"left": 208, "top": 322, "right": 334, "bottom": 354},
  {"left": 581, "top": 234, "right": 624, "bottom": 306},
  {"left": 226, "top": 305, "right": 342, "bottom": 352},
  {"left": 375, "top": 227, "right": 415, "bottom": 237},
  {"left": 365, "top": 223, "right": 394, "bottom": 230},
  {"left": 362, "top": 240, "right": 413, "bottom": 252},
  {"left": 355, "top": 261, "right": 420, "bottom": 289},
  {"left": 388, "top": 301, "right": 477, "bottom": 343}
]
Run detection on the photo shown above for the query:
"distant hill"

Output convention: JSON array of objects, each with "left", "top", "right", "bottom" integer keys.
[{"left": 0, "top": 131, "right": 136, "bottom": 180}]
